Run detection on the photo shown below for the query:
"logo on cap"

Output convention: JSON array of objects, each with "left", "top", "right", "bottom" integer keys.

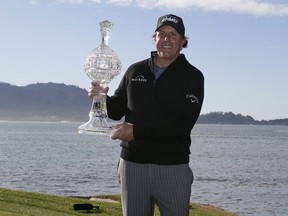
[{"left": 161, "top": 16, "right": 178, "bottom": 24}]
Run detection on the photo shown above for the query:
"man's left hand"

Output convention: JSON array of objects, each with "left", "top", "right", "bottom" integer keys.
[{"left": 110, "top": 122, "right": 134, "bottom": 142}]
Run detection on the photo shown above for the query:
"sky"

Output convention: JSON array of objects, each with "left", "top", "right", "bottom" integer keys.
[{"left": 1, "top": 0, "right": 287, "bottom": 120}]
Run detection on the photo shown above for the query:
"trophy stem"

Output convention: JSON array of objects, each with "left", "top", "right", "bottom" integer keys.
[{"left": 78, "top": 91, "right": 113, "bottom": 135}]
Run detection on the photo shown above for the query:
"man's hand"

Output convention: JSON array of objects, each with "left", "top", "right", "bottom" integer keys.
[
  {"left": 88, "top": 81, "right": 109, "bottom": 98},
  {"left": 111, "top": 122, "right": 134, "bottom": 142}
]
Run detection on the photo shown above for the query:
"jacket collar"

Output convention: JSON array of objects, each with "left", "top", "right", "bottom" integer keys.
[{"left": 148, "top": 51, "right": 185, "bottom": 71}]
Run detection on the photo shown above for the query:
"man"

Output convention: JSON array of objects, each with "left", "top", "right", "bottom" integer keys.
[{"left": 89, "top": 14, "right": 204, "bottom": 216}]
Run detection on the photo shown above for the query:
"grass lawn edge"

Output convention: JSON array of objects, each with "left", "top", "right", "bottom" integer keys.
[{"left": 0, "top": 188, "right": 238, "bottom": 216}]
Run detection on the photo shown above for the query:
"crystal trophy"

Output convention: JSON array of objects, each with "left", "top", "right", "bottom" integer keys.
[{"left": 78, "top": 20, "right": 121, "bottom": 135}]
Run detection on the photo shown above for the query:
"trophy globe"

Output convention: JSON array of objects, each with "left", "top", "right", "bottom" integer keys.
[{"left": 78, "top": 20, "right": 121, "bottom": 135}]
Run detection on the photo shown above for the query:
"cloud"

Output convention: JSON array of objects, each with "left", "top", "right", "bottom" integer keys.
[
  {"left": 56, "top": 0, "right": 100, "bottom": 3},
  {"left": 28, "top": 0, "right": 40, "bottom": 5},
  {"left": 38, "top": 0, "right": 288, "bottom": 16},
  {"left": 136, "top": 0, "right": 288, "bottom": 17}
]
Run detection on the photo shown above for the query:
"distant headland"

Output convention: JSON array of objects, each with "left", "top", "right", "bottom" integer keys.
[
  {"left": 197, "top": 112, "right": 288, "bottom": 125},
  {"left": 0, "top": 82, "right": 287, "bottom": 125}
]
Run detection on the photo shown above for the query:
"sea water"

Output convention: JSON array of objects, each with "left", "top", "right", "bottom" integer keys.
[{"left": 0, "top": 122, "right": 287, "bottom": 215}]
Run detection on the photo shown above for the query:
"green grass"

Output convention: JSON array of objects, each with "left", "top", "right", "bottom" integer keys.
[{"left": 0, "top": 188, "right": 238, "bottom": 216}]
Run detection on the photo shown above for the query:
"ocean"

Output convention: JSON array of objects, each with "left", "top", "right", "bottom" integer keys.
[{"left": 0, "top": 121, "right": 287, "bottom": 215}]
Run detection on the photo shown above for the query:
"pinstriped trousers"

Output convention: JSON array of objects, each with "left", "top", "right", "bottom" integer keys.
[{"left": 117, "top": 158, "right": 194, "bottom": 216}]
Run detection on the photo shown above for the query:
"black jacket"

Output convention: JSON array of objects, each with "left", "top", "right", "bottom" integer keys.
[{"left": 107, "top": 52, "right": 204, "bottom": 165}]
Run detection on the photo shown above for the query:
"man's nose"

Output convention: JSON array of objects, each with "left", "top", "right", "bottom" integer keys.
[{"left": 164, "top": 35, "right": 170, "bottom": 41}]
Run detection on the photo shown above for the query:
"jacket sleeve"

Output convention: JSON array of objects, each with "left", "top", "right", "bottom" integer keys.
[{"left": 106, "top": 73, "right": 129, "bottom": 121}]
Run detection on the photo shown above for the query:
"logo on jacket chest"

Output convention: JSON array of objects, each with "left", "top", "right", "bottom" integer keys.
[{"left": 131, "top": 75, "right": 147, "bottom": 82}]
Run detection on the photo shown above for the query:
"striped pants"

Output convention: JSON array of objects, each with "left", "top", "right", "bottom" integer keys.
[{"left": 117, "top": 158, "right": 194, "bottom": 216}]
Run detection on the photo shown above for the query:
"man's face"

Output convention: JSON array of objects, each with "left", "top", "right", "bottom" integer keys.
[{"left": 154, "top": 25, "right": 185, "bottom": 61}]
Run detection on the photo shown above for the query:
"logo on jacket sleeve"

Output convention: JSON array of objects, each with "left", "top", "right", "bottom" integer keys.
[
  {"left": 186, "top": 94, "right": 199, "bottom": 103},
  {"left": 131, "top": 75, "right": 147, "bottom": 82}
]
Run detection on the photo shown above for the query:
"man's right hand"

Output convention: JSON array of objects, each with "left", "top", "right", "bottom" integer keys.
[{"left": 88, "top": 81, "right": 109, "bottom": 98}]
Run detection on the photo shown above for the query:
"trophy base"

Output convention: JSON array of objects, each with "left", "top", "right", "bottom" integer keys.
[
  {"left": 78, "top": 119, "right": 114, "bottom": 136},
  {"left": 78, "top": 126, "right": 113, "bottom": 135}
]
